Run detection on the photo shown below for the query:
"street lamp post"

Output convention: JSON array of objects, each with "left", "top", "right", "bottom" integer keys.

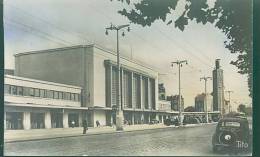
[
  {"left": 171, "top": 60, "right": 188, "bottom": 126},
  {"left": 225, "top": 90, "right": 234, "bottom": 113},
  {"left": 200, "top": 76, "right": 212, "bottom": 123},
  {"left": 105, "top": 23, "right": 130, "bottom": 131}
]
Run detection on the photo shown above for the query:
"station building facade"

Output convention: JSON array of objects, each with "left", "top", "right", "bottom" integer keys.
[
  {"left": 4, "top": 75, "right": 86, "bottom": 130},
  {"left": 12, "top": 44, "right": 175, "bottom": 128}
]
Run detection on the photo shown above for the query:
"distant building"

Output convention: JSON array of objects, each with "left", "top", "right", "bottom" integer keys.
[
  {"left": 166, "top": 95, "right": 184, "bottom": 111},
  {"left": 158, "top": 83, "right": 166, "bottom": 100},
  {"left": 195, "top": 93, "right": 213, "bottom": 112},
  {"left": 212, "top": 59, "right": 225, "bottom": 114}
]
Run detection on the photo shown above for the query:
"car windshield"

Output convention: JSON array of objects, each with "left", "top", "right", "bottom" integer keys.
[{"left": 221, "top": 121, "right": 240, "bottom": 127}]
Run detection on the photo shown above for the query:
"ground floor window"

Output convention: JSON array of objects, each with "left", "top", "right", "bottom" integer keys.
[
  {"left": 68, "top": 113, "right": 79, "bottom": 127},
  {"left": 134, "top": 112, "right": 142, "bottom": 124},
  {"left": 124, "top": 112, "right": 132, "bottom": 125},
  {"left": 159, "top": 115, "right": 162, "bottom": 123},
  {"left": 51, "top": 112, "right": 63, "bottom": 128},
  {"left": 6, "top": 112, "right": 23, "bottom": 130},
  {"left": 31, "top": 113, "right": 45, "bottom": 129}
]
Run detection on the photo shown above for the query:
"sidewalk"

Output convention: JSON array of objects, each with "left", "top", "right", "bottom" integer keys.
[{"left": 4, "top": 123, "right": 216, "bottom": 143}]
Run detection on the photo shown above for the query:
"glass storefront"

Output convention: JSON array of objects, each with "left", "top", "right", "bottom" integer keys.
[
  {"left": 51, "top": 112, "right": 63, "bottom": 128},
  {"left": 31, "top": 113, "right": 45, "bottom": 129},
  {"left": 68, "top": 113, "right": 79, "bottom": 127},
  {"left": 6, "top": 112, "right": 23, "bottom": 130}
]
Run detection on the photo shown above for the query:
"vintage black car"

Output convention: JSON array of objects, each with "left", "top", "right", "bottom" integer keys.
[
  {"left": 212, "top": 117, "right": 251, "bottom": 153},
  {"left": 164, "top": 117, "right": 179, "bottom": 126}
]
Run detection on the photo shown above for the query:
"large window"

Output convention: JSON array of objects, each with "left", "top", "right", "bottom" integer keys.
[
  {"left": 10, "top": 85, "right": 17, "bottom": 95},
  {"left": 29, "top": 88, "right": 34, "bottom": 97},
  {"left": 54, "top": 91, "right": 59, "bottom": 99},
  {"left": 64, "top": 92, "right": 71, "bottom": 100},
  {"left": 46, "top": 90, "right": 54, "bottom": 98},
  {"left": 133, "top": 74, "right": 141, "bottom": 109},
  {"left": 23, "top": 87, "right": 30, "bottom": 96},
  {"left": 17, "top": 86, "right": 23, "bottom": 96},
  {"left": 123, "top": 70, "right": 132, "bottom": 108},
  {"left": 75, "top": 94, "right": 80, "bottom": 102},
  {"left": 40, "top": 89, "right": 45, "bottom": 98},
  {"left": 4, "top": 84, "right": 10, "bottom": 94},
  {"left": 142, "top": 77, "right": 149, "bottom": 109},
  {"left": 149, "top": 78, "right": 156, "bottom": 110},
  {"left": 31, "top": 113, "right": 45, "bottom": 129},
  {"left": 58, "top": 92, "right": 63, "bottom": 99},
  {"left": 71, "top": 93, "right": 75, "bottom": 101},
  {"left": 34, "top": 89, "right": 40, "bottom": 97},
  {"left": 6, "top": 112, "right": 23, "bottom": 130},
  {"left": 5, "top": 84, "right": 80, "bottom": 102},
  {"left": 111, "top": 67, "right": 117, "bottom": 106}
]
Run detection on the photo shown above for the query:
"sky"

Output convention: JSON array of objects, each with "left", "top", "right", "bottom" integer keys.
[{"left": 3, "top": 0, "right": 252, "bottom": 110}]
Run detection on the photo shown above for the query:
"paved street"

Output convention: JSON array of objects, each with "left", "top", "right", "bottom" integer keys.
[{"left": 4, "top": 124, "right": 251, "bottom": 156}]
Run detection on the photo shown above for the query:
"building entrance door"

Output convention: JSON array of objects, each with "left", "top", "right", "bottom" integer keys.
[{"left": 68, "top": 113, "right": 79, "bottom": 127}]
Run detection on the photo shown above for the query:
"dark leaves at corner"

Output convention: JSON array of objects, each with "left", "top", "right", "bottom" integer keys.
[
  {"left": 126, "top": 0, "right": 130, "bottom": 5},
  {"left": 175, "top": 12, "right": 188, "bottom": 31}
]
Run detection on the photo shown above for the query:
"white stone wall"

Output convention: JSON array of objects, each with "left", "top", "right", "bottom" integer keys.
[{"left": 93, "top": 110, "right": 106, "bottom": 126}]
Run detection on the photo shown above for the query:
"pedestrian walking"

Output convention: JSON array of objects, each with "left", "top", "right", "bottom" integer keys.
[
  {"left": 96, "top": 120, "right": 100, "bottom": 127},
  {"left": 83, "top": 120, "right": 88, "bottom": 134}
]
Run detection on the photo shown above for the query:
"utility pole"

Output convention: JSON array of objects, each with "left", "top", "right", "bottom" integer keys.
[
  {"left": 200, "top": 76, "right": 212, "bottom": 123},
  {"left": 225, "top": 90, "right": 233, "bottom": 113},
  {"left": 105, "top": 23, "right": 130, "bottom": 131},
  {"left": 171, "top": 60, "right": 188, "bottom": 126}
]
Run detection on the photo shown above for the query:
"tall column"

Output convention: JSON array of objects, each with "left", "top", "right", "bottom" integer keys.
[
  {"left": 140, "top": 75, "right": 143, "bottom": 109},
  {"left": 162, "top": 115, "right": 164, "bottom": 123},
  {"left": 63, "top": 110, "right": 69, "bottom": 128},
  {"left": 121, "top": 69, "right": 125, "bottom": 109},
  {"left": 131, "top": 112, "right": 134, "bottom": 125},
  {"left": 131, "top": 72, "right": 134, "bottom": 109},
  {"left": 110, "top": 65, "right": 113, "bottom": 106},
  {"left": 148, "top": 78, "right": 151, "bottom": 110},
  {"left": 4, "top": 112, "right": 6, "bottom": 129},
  {"left": 45, "top": 111, "right": 51, "bottom": 129},
  {"left": 23, "top": 112, "right": 31, "bottom": 130}
]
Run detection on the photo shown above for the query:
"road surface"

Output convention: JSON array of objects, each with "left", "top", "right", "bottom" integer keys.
[{"left": 4, "top": 124, "right": 251, "bottom": 156}]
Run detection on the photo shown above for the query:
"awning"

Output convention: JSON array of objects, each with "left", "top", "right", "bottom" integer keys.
[
  {"left": 4, "top": 102, "right": 89, "bottom": 110},
  {"left": 88, "top": 106, "right": 112, "bottom": 110}
]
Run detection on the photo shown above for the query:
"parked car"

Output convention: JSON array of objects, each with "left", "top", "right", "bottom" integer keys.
[
  {"left": 149, "top": 119, "right": 159, "bottom": 124},
  {"left": 212, "top": 117, "right": 252, "bottom": 153},
  {"left": 164, "top": 117, "right": 179, "bottom": 126},
  {"left": 183, "top": 116, "right": 200, "bottom": 125}
]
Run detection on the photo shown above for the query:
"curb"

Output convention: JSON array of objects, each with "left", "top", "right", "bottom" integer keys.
[{"left": 5, "top": 123, "right": 216, "bottom": 143}]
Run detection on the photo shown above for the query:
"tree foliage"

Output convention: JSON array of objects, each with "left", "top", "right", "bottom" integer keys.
[
  {"left": 237, "top": 104, "right": 246, "bottom": 113},
  {"left": 113, "top": 0, "right": 252, "bottom": 97}
]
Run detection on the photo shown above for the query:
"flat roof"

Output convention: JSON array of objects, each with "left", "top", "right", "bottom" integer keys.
[
  {"left": 5, "top": 75, "right": 82, "bottom": 89},
  {"left": 14, "top": 44, "right": 158, "bottom": 73}
]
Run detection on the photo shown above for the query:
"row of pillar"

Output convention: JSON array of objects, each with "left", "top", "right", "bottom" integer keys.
[{"left": 107, "top": 64, "right": 155, "bottom": 110}]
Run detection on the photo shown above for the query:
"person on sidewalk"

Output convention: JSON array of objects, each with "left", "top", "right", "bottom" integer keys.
[
  {"left": 83, "top": 120, "right": 88, "bottom": 134},
  {"left": 96, "top": 120, "right": 100, "bottom": 127}
]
